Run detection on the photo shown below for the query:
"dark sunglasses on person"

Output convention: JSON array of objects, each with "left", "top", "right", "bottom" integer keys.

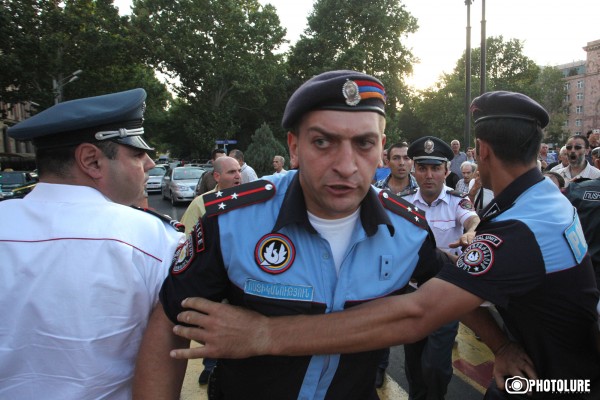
[{"left": 566, "top": 145, "right": 584, "bottom": 150}]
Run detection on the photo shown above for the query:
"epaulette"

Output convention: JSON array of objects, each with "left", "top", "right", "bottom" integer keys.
[
  {"left": 131, "top": 206, "right": 185, "bottom": 232},
  {"left": 399, "top": 188, "right": 418, "bottom": 197},
  {"left": 204, "top": 179, "right": 276, "bottom": 217},
  {"left": 446, "top": 189, "right": 468, "bottom": 198},
  {"left": 378, "top": 189, "right": 428, "bottom": 230}
]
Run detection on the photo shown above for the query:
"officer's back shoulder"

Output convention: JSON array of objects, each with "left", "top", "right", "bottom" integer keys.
[
  {"left": 131, "top": 205, "right": 185, "bottom": 232},
  {"left": 378, "top": 189, "right": 427, "bottom": 230},
  {"left": 204, "top": 179, "right": 276, "bottom": 217}
]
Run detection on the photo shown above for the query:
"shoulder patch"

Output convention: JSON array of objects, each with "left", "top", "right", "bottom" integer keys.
[
  {"left": 204, "top": 179, "right": 276, "bottom": 217},
  {"left": 399, "top": 188, "right": 418, "bottom": 197},
  {"left": 378, "top": 190, "right": 428, "bottom": 230},
  {"left": 446, "top": 189, "right": 467, "bottom": 198},
  {"left": 458, "top": 198, "right": 474, "bottom": 211},
  {"left": 131, "top": 206, "right": 185, "bottom": 232}
]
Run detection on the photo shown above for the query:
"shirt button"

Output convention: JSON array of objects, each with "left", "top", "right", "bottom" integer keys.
[{"left": 322, "top": 253, "right": 330, "bottom": 260}]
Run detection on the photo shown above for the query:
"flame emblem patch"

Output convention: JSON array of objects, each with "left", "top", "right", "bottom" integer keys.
[{"left": 255, "top": 233, "right": 296, "bottom": 274}]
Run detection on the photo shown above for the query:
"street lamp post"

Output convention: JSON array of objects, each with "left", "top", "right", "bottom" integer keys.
[
  {"left": 52, "top": 69, "right": 83, "bottom": 104},
  {"left": 465, "top": 0, "right": 473, "bottom": 148}
]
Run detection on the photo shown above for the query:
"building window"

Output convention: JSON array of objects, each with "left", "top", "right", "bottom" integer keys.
[
  {"left": 576, "top": 106, "right": 583, "bottom": 114},
  {"left": 565, "top": 82, "right": 571, "bottom": 90},
  {"left": 575, "top": 131, "right": 582, "bottom": 135},
  {"left": 576, "top": 119, "right": 582, "bottom": 126},
  {"left": 565, "top": 94, "right": 570, "bottom": 102},
  {"left": 577, "top": 80, "right": 584, "bottom": 89},
  {"left": 564, "top": 120, "right": 569, "bottom": 127},
  {"left": 576, "top": 92, "right": 584, "bottom": 100}
]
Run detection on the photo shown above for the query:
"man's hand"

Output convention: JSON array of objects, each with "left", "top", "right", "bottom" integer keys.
[
  {"left": 448, "top": 231, "right": 476, "bottom": 250},
  {"left": 169, "top": 297, "right": 271, "bottom": 359},
  {"left": 493, "top": 341, "right": 537, "bottom": 391}
]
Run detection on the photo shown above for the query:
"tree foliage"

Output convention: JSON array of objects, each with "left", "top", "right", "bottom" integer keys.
[
  {"left": 287, "top": 0, "right": 418, "bottom": 142},
  {"left": 131, "top": 0, "right": 288, "bottom": 157},
  {"left": 412, "top": 36, "right": 564, "bottom": 146},
  {"left": 244, "top": 123, "right": 288, "bottom": 177},
  {"left": 0, "top": 0, "right": 171, "bottom": 145}
]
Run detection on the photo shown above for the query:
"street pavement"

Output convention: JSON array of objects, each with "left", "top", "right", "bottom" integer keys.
[{"left": 148, "top": 194, "right": 494, "bottom": 400}]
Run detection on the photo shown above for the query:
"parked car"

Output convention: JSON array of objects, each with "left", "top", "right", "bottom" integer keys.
[
  {"left": 0, "top": 170, "right": 38, "bottom": 201},
  {"left": 161, "top": 166, "right": 205, "bottom": 205},
  {"left": 145, "top": 165, "right": 167, "bottom": 194}
]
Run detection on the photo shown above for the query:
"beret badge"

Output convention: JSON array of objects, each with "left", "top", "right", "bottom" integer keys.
[
  {"left": 424, "top": 139, "right": 435, "bottom": 154},
  {"left": 342, "top": 80, "right": 361, "bottom": 106}
]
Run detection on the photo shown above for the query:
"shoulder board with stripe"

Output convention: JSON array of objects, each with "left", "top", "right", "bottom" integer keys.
[
  {"left": 204, "top": 179, "right": 276, "bottom": 217},
  {"left": 446, "top": 189, "right": 467, "bottom": 198},
  {"left": 378, "top": 189, "right": 428, "bottom": 230},
  {"left": 131, "top": 206, "right": 185, "bottom": 232},
  {"left": 399, "top": 188, "right": 418, "bottom": 197}
]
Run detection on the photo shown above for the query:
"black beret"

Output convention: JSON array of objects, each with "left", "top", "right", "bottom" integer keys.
[
  {"left": 282, "top": 70, "right": 386, "bottom": 130},
  {"left": 8, "top": 88, "right": 153, "bottom": 152},
  {"left": 408, "top": 136, "right": 454, "bottom": 165},
  {"left": 470, "top": 90, "right": 549, "bottom": 128}
]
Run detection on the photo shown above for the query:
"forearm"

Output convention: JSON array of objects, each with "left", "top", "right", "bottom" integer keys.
[
  {"left": 133, "top": 306, "right": 190, "bottom": 399},
  {"left": 463, "top": 215, "right": 480, "bottom": 234},
  {"left": 459, "top": 306, "right": 508, "bottom": 354}
]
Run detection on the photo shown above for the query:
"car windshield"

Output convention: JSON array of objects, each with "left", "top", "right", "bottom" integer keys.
[
  {"left": 149, "top": 167, "right": 166, "bottom": 177},
  {"left": 0, "top": 172, "right": 26, "bottom": 185},
  {"left": 173, "top": 168, "right": 203, "bottom": 180}
]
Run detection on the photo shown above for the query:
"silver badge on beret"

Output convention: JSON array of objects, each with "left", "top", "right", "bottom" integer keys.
[
  {"left": 342, "top": 80, "right": 361, "bottom": 106},
  {"left": 424, "top": 139, "right": 435, "bottom": 154}
]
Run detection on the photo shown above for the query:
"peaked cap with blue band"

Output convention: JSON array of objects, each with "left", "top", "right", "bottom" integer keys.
[
  {"left": 8, "top": 88, "right": 153, "bottom": 152},
  {"left": 470, "top": 90, "right": 549, "bottom": 128},
  {"left": 282, "top": 70, "right": 386, "bottom": 130}
]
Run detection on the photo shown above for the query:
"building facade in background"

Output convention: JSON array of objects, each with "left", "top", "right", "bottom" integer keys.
[
  {"left": 0, "top": 101, "right": 37, "bottom": 170},
  {"left": 558, "top": 39, "right": 600, "bottom": 136}
]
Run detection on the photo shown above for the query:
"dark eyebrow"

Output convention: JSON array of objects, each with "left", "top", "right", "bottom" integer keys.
[{"left": 306, "top": 125, "right": 381, "bottom": 141}]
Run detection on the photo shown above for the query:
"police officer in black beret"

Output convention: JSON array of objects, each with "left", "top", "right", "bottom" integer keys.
[{"left": 0, "top": 89, "right": 185, "bottom": 398}]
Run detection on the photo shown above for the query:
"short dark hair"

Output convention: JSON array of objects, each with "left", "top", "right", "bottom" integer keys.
[
  {"left": 36, "top": 141, "right": 119, "bottom": 177},
  {"left": 229, "top": 149, "right": 244, "bottom": 162},
  {"left": 567, "top": 134, "right": 590, "bottom": 149},
  {"left": 211, "top": 148, "right": 226, "bottom": 160},
  {"left": 543, "top": 171, "right": 565, "bottom": 189},
  {"left": 474, "top": 119, "right": 542, "bottom": 165},
  {"left": 388, "top": 142, "right": 409, "bottom": 154}
]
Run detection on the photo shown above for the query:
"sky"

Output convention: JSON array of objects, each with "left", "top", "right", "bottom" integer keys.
[{"left": 114, "top": 0, "right": 600, "bottom": 90}]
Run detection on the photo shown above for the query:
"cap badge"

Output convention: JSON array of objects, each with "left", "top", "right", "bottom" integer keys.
[
  {"left": 342, "top": 80, "right": 361, "bottom": 106},
  {"left": 424, "top": 139, "right": 435, "bottom": 154}
]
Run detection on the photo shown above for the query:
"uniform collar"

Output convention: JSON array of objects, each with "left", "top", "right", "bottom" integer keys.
[
  {"left": 272, "top": 172, "right": 394, "bottom": 237},
  {"left": 479, "top": 167, "right": 544, "bottom": 222}
]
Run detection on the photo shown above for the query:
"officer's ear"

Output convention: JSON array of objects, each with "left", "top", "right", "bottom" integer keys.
[
  {"left": 476, "top": 139, "right": 491, "bottom": 163},
  {"left": 287, "top": 132, "right": 299, "bottom": 169},
  {"left": 75, "top": 143, "right": 104, "bottom": 180}
]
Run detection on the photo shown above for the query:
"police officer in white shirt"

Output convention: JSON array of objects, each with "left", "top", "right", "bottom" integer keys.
[
  {"left": 0, "top": 89, "right": 185, "bottom": 400},
  {"left": 400, "top": 136, "right": 480, "bottom": 400}
]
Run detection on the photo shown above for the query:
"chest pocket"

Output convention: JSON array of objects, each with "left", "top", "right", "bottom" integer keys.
[{"left": 430, "top": 219, "right": 456, "bottom": 232}]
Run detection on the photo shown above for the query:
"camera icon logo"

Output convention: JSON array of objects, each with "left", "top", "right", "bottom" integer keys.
[{"left": 505, "top": 376, "right": 530, "bottom": 394}]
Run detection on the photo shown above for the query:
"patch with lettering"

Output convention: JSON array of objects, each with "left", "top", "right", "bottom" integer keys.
[
  {"left": 456, "top": 241, "right": 494, "bottom": 275},
  {"left": 171, "top": 238, "right": 196, "bottom": 275},
  {"left": 255, "top": 233, "right": 296, "bottom": 274},
  {"left": 244, "top": 279, "right": 314, "bottom": 302},
  {"left": 192, "top": 220, "right": 205, "bottom": 253},
  {"left": 583, "top": 191, "right": 600, "bottom": 201},
  {"left": 472, "top": 233, "right": 503, "bottom": 248}
]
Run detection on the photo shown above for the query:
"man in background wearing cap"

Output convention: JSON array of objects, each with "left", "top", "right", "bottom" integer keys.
[
  {"left": 0, "top": 89, "right": 186, "bottom": 399},
  {"left": 401, "top": 136, "right": 479, "bottom": 400},
  {"left": 133, "top": 70, "right": 464, "bottom": 399},
  {"left": 167, "top": 90, "right": 600, "bottom": 399}
]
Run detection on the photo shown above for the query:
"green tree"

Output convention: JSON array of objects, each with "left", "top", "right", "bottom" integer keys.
[
  {"left": 414, "top": 36, "right": 546, "bottom": 145},
  {"left": 245, "top": 123, "right": 288, "bottom": 177},
  {"left": 531, "top": 66, "right": 568, "bottom": 146},
  {"left": 0, "top": 0, "right": 171, "bottom": 145},
  {"left": 286, "top": 0, "right": 418, "bottom": 140},
  {"left": 131, "top": 0, "right": 288, "bottom": 157}
]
